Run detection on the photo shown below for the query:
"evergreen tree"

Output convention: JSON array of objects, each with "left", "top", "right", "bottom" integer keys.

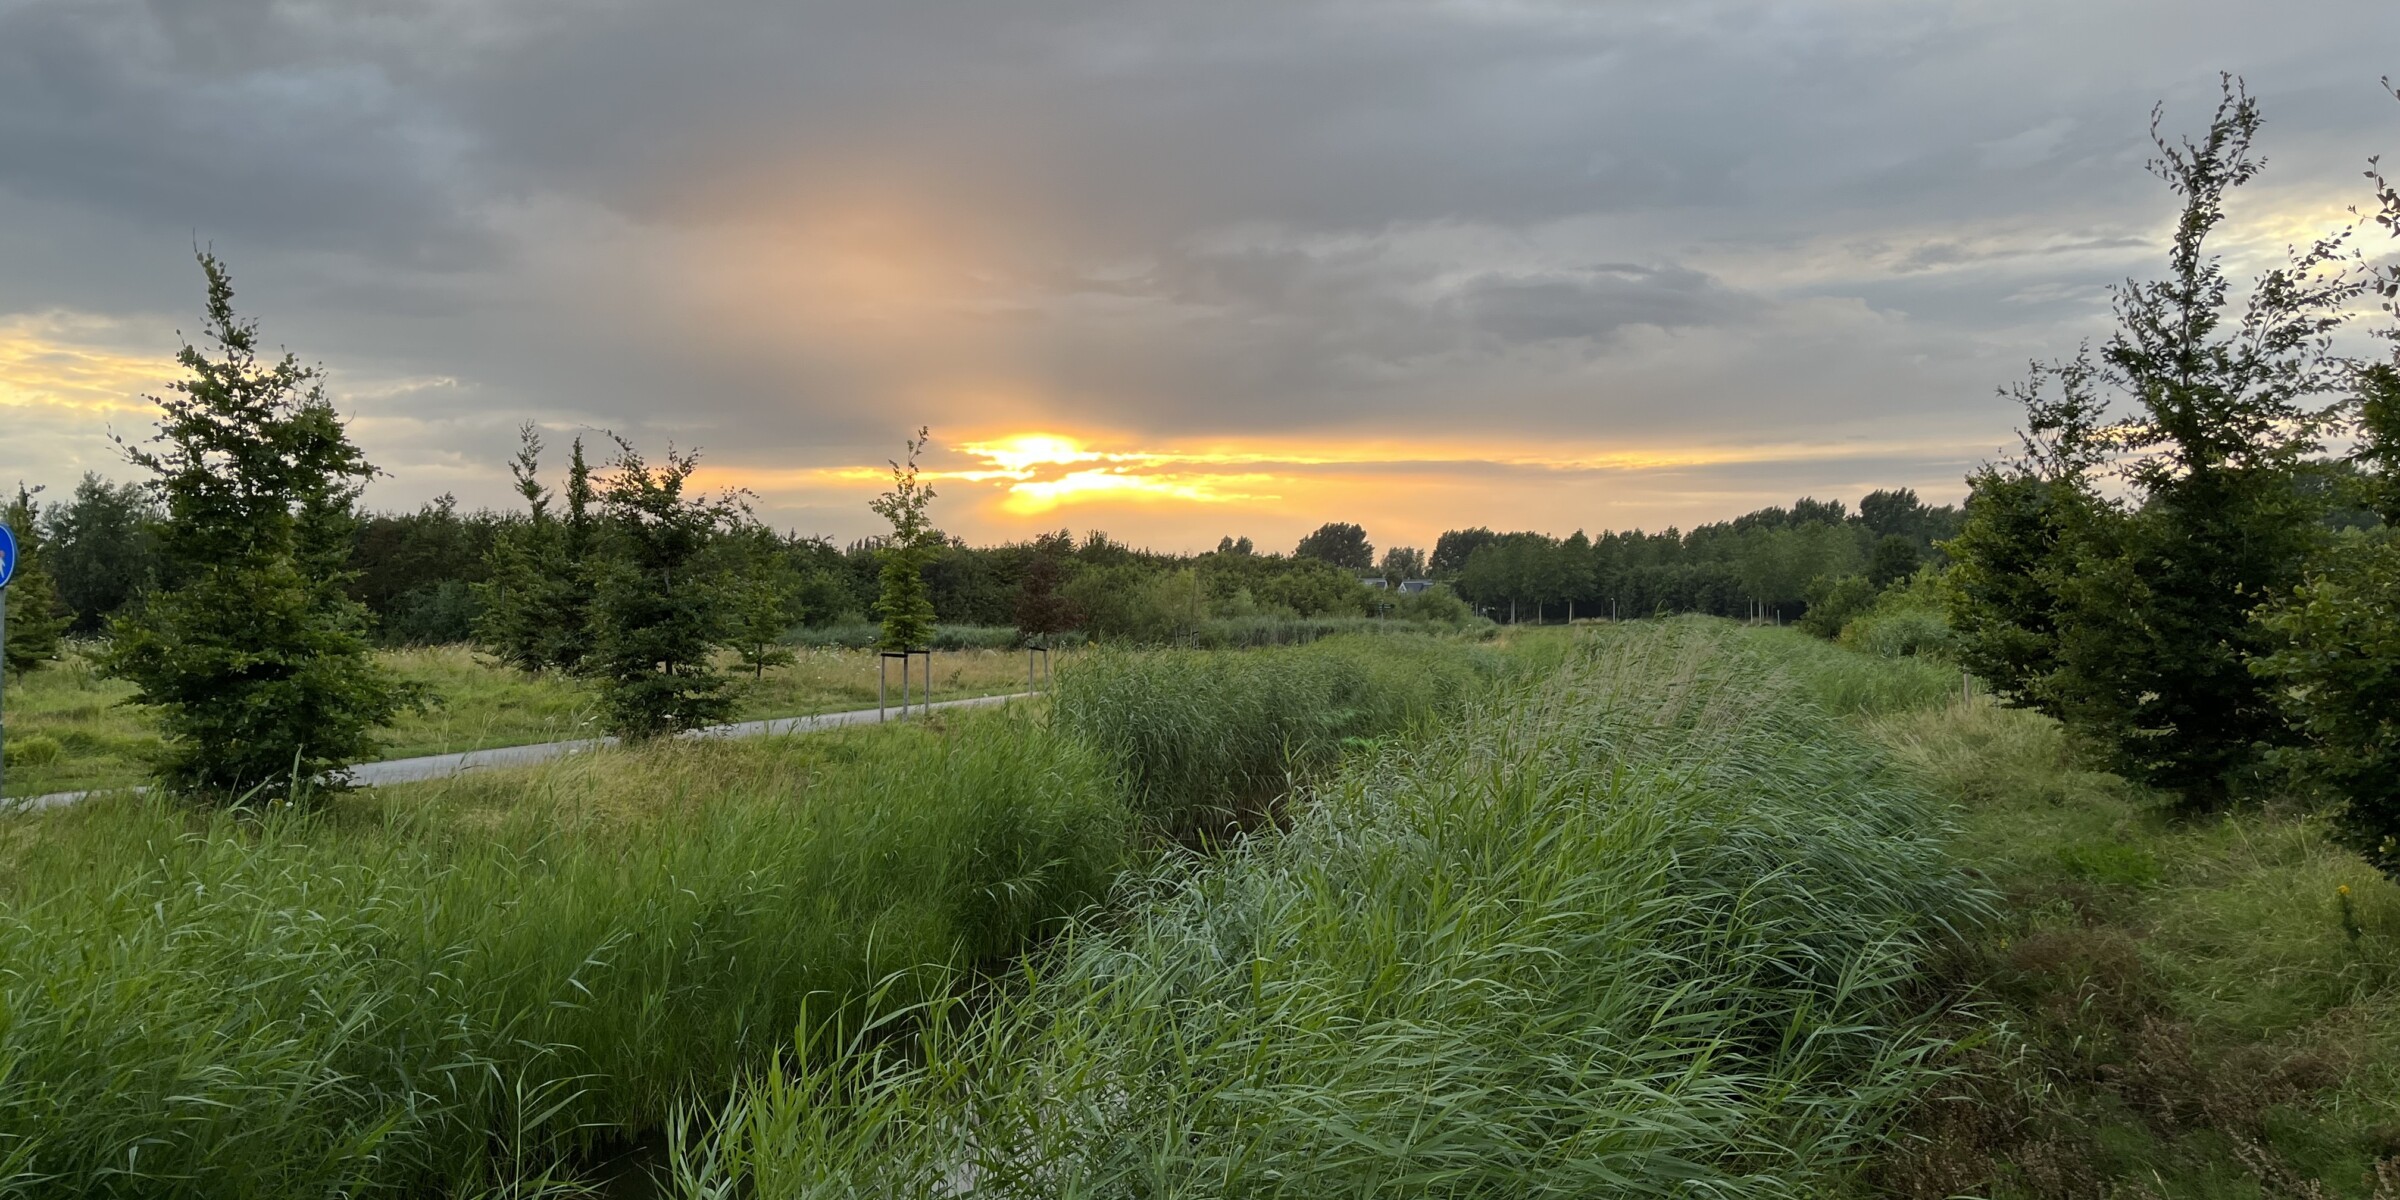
[
  {"left": 473, "top": 426, "right": 598, "bottom": 674},
  {"left": 585, "top": 437, "right": 746, "bottom": 739},
  {"left": 40, "top": 472, "right": 159, "bottom": 633},
  {"left": 3, "top": 483, "right": 68, "bottom": 675},
  {"left": 101, "top": 254, "right": 423, "bottom": 801},
  {"left": 870, "top": 427, "right": 939, "bottom": 652}
]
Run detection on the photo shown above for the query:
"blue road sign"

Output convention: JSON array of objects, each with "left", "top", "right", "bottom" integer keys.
[{"left": 0, "top": 522, "right": 15, "bottom": 589}]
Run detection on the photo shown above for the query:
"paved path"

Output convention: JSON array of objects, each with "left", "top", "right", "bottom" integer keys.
[{"left": 4, "top": 691, "right": 1034, "bottom": 814}]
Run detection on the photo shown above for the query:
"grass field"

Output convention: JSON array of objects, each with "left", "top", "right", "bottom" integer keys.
[
  {"left": 666, "top": 619, "right": 1983, "bottom": 1197},
  {"left": 11, "top": 620, "right": 2396, "bottom": 1197},
  {"left": 1, "top": 643, "right": 1039, "bottom": 799},
  {"left": 0, "top": 633, "right": 1507, "bottom": 1198}
]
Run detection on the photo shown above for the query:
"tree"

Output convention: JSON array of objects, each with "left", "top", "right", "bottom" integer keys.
[
  {"left": 474, "top": 427, "right": 600, "bottom": 673},
  {"left": 40, "top": 472, "right": 159, "bottom": 633},
  {"left": 584, "top": 437, "right": 746, "bottom": 738},
  {"left": 1867, "top": 534, "right": 1922, "bottom": 591},
  {"left": 1215, "top": 535, "right": 1255, "bottom": 556},
  {"left": 1956, "top": 79, "right": 2373, "bottom": 803},
  {"left": 101, "top": 253, "right": 422, "bottom": 801},
  {"left": 1430, "top": 527, "right": 1498, "bottom": 578},
  {"left": 870, "top": 428, "right": 939, "bottom": 652},
  {"left": 1378, "top": 545, "right": 1427, "bottom": 587},
  {"left": 1294, "top": 522, "right": 1373, "bottom": 570},
  {"left": 1015, "top": 531, "right": 1078, "bottom": 644},
  {"left": 1857, "top": 488, "right": 1930, "bottom": 542},
  {"left": 3, "top": 483, "right": 68, "bottom": 674},
  {"left": 728, "top": 536, "right": 801, "bottom": 681},
  {"left": 2251, "top": 119, "right": 2400, "bottom": 874}
]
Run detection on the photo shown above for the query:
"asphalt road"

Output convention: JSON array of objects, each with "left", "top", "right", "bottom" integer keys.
[{"left": 4, "top": 691, "right": 1033, "bottom": 813}]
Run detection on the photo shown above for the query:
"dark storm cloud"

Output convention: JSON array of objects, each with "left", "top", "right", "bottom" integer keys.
[{"left": 1, "top": 0, "right": 2395, "bottom": 540}]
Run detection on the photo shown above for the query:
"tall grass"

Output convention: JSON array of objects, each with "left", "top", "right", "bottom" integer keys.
[
  {"left": 676, "top": 619, "right": 1986, "bottom": 1197},
  {"left": 0, "top": 711, "right": 1127, "bottom": 1198},
  {"left": 1049, "top": 633, "right": 1500, "bottom": 837},
  {"left": 0, "top": 634, "right": 1511, "bottom": 1197}
]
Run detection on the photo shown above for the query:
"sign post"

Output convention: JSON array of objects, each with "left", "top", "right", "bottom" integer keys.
[{"left": 0, "top": 521, "right": 16, "bottom": 798}]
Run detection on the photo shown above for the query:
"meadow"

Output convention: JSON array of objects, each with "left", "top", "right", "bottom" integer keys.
[
  {"left": 1, "top": 643, "right": 1039, "bottom": 800},
  {"left": 7, "top": 620, "right": 2398, "bottom": 1197},
  {"left": 0, "top": 633, "right": 1508, "bottom": 1197}
]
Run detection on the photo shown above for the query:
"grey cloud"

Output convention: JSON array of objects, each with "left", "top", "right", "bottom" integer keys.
[{"left": 2, "top": 0, "right": 2396, "bottom": 541}]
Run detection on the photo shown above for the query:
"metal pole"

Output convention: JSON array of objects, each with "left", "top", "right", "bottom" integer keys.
[
  {"left": 878, "top": 654, "right": 887, "bottom": 722},
  {"left": 1, "top": 586, "right": 9, "bottom": 798}
]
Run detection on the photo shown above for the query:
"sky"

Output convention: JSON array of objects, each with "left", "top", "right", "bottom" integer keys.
[{"left": 2, "top": 0, "right": 2395, "bottom": 554}]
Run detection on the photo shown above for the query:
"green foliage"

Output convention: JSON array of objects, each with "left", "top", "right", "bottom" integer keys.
[
  {"left": 1868, "top": 533, "right": 1922, "bottom": 590},
  {"left": 0, "top": 709, "right": 1129, "bottom": 1197},
  {"left": 2254, "top": 531, "right": 2400, "bottom": 875},
  {"left": 3, "top": 484, "right": 68, "bottom": 675},
  {"left": 473, "top": 425, "right": 597, "bottom": 673},
  {"left": 1799, "top": 573, "right": 1876, "bottom": 638},
  {"left": 1946, "top": 81, "right": 2373, "bottom": 805},
  {"left": 36, "top": 472, "right": 157, "bottom": 634},
  {"left": 678, "top": 621, "right": 1982, "bottom": 1197},
  {"left": 584, "top": 438, "right": 747, "bottom": 739},
  {"left": 1293, "top": 520, "right": 1373, "bottom": 569},
  {"left": 99, "top": 254, "right": 421, "bottom": 801},
  {"left": 869, "top": 428, "right": 938, "bottom": 652},
  {"left": 1944, "top": 467, "right": 2082, "bottom": 706},
  {"left": 1012, "top": 531, "right": 1077, "bottom": 642},
  {"left": 728, "top": 540, "right": 803, "bottom": 681},
  {"left": 1377, "top": 543, "right": 1426, "bottom": 585}
]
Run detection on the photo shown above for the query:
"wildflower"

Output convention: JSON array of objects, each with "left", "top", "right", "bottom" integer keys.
[{"left": 2340, "top": 884, "right": 2353, "bottom": 896}]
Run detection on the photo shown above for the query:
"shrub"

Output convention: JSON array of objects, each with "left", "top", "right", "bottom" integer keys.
[{"left": 2253, "top": 531, "right": 2400, "bottom": 877}]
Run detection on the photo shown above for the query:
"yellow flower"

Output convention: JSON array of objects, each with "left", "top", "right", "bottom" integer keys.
[{"left": 2338, "top": 884, "right": 2352, "bottom": 896}]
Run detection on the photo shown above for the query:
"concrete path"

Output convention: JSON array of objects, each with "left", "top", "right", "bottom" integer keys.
[{"left": 4, "top": 691, "right": 1033, "bottom": 814}]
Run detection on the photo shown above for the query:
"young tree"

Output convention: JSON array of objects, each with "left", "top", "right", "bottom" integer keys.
[
  {"left": 40, "top": 472, "right": 159, "bottom": 633},
  {"left": 584, "top": 437, "right": 747, "bottom": 738},
  {"left": 728, "top": 535, "right": 802, "bottom": 680},
  {"left": 475, "top": 427, "right": 600, "bottom": 674},
  {"left": 1015, "top": 530, "right": 1078, "bottom": 644},
  {"left": 1294, "top": 521, "right": 1373, "bottom": 570},
  {"left": 101, "top": 254, "right": 423, "bottom": 801},
  {"left": 3, "top": 484, "right": 68, "bottom": 674},
  {"left": 870, "top": 428, "right": 939, "bottom": 652},
  {"left": 2048, "top": 80, "right": 2365, "bottom": 803}
]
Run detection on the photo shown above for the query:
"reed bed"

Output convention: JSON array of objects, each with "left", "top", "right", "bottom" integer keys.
[
  {"left": 0, "top": 635, "right": 1506, "bottom": 1197},
  {"left": 1048, "top": 634, "right": 1503, "bottom": 838},
  {"left": 672, "top": 619, "right": 1985, "bottom": 1198}
]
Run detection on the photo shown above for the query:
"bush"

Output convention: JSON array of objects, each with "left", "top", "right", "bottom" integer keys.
[
  {"left": 2253, "top": 531, "right": 2400, "bottom": 876},
  {"left": 4, "top": 733, "right": 63, "bottom": 769}
]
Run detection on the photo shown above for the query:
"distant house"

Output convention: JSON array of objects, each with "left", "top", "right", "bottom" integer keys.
[
  {"left": 1361, "top": 577, "right": 1390, "bottom": 590},
  {"left": 1397, "top": 579, "right": 1436, "bottom": 594}
]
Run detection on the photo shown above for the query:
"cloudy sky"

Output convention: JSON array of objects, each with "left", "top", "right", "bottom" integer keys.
[{"left": 2, "top": 0, "right": 2394, "bottom": 551}]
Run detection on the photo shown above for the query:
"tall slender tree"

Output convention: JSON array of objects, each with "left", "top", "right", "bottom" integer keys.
[
  {"left": 871, "top": 427, "right": 939, "bottom": 653},
  {"left": 3, "top": 483, "right": 67, "bottom": 674}
]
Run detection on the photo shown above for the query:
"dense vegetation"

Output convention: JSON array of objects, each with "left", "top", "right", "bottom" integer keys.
[
  {"left": 666, "top": 620, "right": 1980, "bottom": 1197},
  {"left": 0, "top": 634, "right": 1504, "bottom": 1197}
]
